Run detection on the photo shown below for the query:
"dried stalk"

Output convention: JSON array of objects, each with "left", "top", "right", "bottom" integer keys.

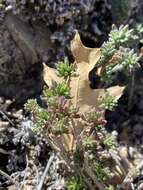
[
  {"left": 0, "top": 169, "right": 19, "bottom": 188},
  {"left": 19, "top": 155, "right": 29, "bottom": 190},
  {"left": 36, "top": 153, "right": 55, "bottom": 190},
  {"left": 0, "top": 110, "right": 15, "bottom": 126},
  {"left": 128, "top": 69, "right": 135, "bottom": 111}
]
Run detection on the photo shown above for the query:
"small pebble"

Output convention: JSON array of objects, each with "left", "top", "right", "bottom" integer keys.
[
  {"left": 119, "top": 146, "right": 128, "bottom": 158},
  {"left": 111, "top": 130, "right": 118, "bottom": 138},
  {"left": 13, "top": 109, "right": 23, "bottom": 119},
  {"left": 5, "top": 99, "right": 12, "bottom": 105},
  {"left": 0, "top": 121, "right": 9, "bottom": 129}
]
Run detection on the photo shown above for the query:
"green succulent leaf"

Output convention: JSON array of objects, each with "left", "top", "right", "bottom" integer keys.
[{"left": 57, "top": 58, "right": 75, "bottom": 79}]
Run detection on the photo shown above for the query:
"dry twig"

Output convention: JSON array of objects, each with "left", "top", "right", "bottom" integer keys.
[
  {"left": 0, "top": 169, "right": 19, "bottom": 188},
  {"left": 36, "top": 153, "right": 55, "bottom": 190},
  {"left": 0, "top": 110, "right": 15, "bottom": 126}
]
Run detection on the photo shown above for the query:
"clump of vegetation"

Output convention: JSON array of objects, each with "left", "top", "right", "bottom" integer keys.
[
  {"left": 66, "top": 176, "right": 85, "bottom": 190},
  {"left": 95, "top": 24, "right": 141, "bottom": 83},
  {"left": 103, "top": 136, "right": 116, "bottom": 150},
  {"left": 25, "top": 25, "right": 142, "bottom": 189},
  {"left": 57, "top": 58, "right": 75, "bottom": 79},
  {"left": 25, "top": 62, "right": 118, "bottom": 189},
  {"left": 101, "top": 95, "right": 118, "bottom": 111}
]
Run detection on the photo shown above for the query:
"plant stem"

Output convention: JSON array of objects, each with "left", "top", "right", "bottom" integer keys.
[{"left": 128, "top": 69, "right": 135, "bottom": 111}]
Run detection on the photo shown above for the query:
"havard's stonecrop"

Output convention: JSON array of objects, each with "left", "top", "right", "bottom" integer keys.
[
  {"left": 25, "top": 25, "right": 142, "bottom": 189},
  {"left": 95, "top": 25, "right": 141, "bottom": 83}
]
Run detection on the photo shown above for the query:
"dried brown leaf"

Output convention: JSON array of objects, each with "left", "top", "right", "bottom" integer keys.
[
  {"left": 106, "top": 86, "right": 125, "bottom": 101},
  {"left": 70, "top": 32, "right": 125, "bottom": 113},
  {"left": 43, "top": 62, "right": 63, "bottom": 88},
  {"left": 43, "top": 32, "right": 124, "bottom": 114}
]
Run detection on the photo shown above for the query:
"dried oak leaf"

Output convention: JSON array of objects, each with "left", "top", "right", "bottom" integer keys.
[
  {"left": 43, "top": 62, "right": 63, "bottom": 88},
  {"left": 44, "top": 32, "right": 124, "bottom": 114},
  {"left": 70, "top": 32, "right": 125, "bottom": 114}
]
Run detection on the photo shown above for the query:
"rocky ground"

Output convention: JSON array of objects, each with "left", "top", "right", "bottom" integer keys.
[{"left": 1, "top": 0, "right": 143, "bottom": 189}]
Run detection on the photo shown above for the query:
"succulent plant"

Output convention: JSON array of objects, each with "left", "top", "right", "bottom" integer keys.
[{"left": 96, "top": 25, "right": 140, "bottom": 83}]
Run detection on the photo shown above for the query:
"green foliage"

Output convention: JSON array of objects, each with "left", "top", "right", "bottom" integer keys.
[
  {"left": 43, "top": 86, "right": 54, "bottom": 98},
  {"left": 102, "top": 48, "right": 139, "bottom": 82},
  {"left": 101, "top": 95, "right": 118, "bottom": 111},
  {"left": 54, "top": 83, "right": 70, "bottom": 98},
  {"left": 135, "top": 23, "right": 143, "bottom": 43},
  {"left": 46, "top": 96, "right": 60, "bottom": 108},
  {"left": 98, "top": 25, "right": 135, "bottom": 69},
  {"left": 43, "top": 83, "right": 70, "bottom": 99},
  {"left": 130, "top": 166, "right": 140, "bottom": 179},
  {"left": 85, "top": 111, "right": 98, "bottom": 122},
  {"left": 99, "top": 41, "right": 116, "bottom": 66},
  {"left": 25, "top": 99, "right": 51, "bottom": 132},
  {"left": 136, "top": 23, "right": 143, "bottom": 34},
  {"left": 82, "top": 137, "right": 96, "bottom": 148},
  {"left": 57, "top": 58, "right": 75, "bottom": 79},
  {"left": 105, "top": 185, "right": 114, "bottom": 190},
  {"left": 117, "top": 48, "right": 139, "bottom": 70},
  {"left": 94, "top": 162, "right": 110, "bottom": 181},
  {"left": 52, "top": 117, "right": 69, "bottom": 134},
  {"left": 66, "top": 176, "right": 85, "bottom": 190},
  {"left": 24, "top": 99, "right": 39, "bottom": 112},
  {"left": 103, "top": 136, "right": 116, "bottom": 150},
  {"left": 24, "top": 24, "right": 139, "bottom": 189},
  {"left": 34, "top": 109, "right": 51, "bottom": 132},
  {"left": 24, "top": 83, "right": 119, "bottom": 188},
  {"left": 96, "top": 124, "right": 103, "bottom": 131},
  {"left": 109, "top": 25, "right": 135, "bottom": 48},
  {"left": 97, "top": 24, "right": 140, "bottom": 83}
]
